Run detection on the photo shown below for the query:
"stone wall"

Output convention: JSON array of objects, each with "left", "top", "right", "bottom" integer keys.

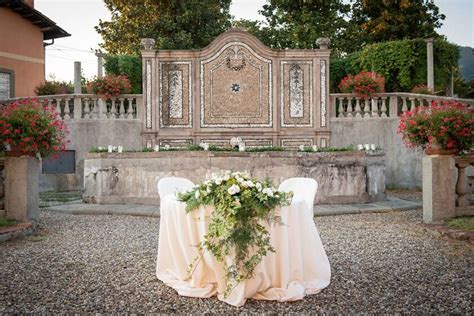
[
  {"left": 83, "top": 151, "right": 386, "bottom": 205},
  {"left": 40, "top": 119, "right": 142, "bottom": 191},
  {"left": 330, "top": 117, "right": 423, "bottom": 188}
]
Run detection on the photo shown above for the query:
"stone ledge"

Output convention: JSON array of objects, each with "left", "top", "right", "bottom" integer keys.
[
  {"left": 422, "top": 223, "right": 474, "bottom": 243},
  {"left": 0, "top": 221, "right": 35, "bottom": 242}
]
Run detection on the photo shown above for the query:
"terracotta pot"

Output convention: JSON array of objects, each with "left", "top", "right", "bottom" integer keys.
[
  {"left": 5, "top": 146, "right": 29, "bottom": 157},
  {"left": 424, "top": 146, "right": 458, "bottom": 155}
]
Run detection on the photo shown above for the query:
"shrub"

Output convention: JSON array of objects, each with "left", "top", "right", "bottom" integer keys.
[
  {"left": 397, "top": 101, "right": 473, "bottom": 152},
  {"left": 411, "top": 83, "right": 434, "bottom": 95},
  {"left": 104, "top": 55, "right": 142, "bottom": 94},
  {"left": 86, "top": 75, "right": 132, "bottom": 99},
  {"left": 0, "top": 98, "right": 69, "bottom": 158},
  {"left": 338, "top": 71, "right": 385, "bottom": 98},
  {"left": 34, "top": 81, "right": 74, "bottom": 96}
]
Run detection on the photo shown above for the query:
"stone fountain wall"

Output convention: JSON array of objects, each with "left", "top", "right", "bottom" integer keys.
[{"left": 140, "top": 29, "right": 331, "bottom": 149}]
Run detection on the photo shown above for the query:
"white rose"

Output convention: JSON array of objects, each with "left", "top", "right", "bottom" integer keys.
[
  {"left": 255, "top": 182, "right": 262, "bottom": 192},
  {"left": 206, "top": 186, "right": 212, "bottom": 194},
  {"left": 246, "top": 180, "right": 254, "bottom": 187},
  {"left": 236, "top": 177, "right": 244, "bottom": 183},
  {"left": 195, "top": 191, "right": 200, "bottom": 199},
  {"left": 215, "top": 178, "right": 223, "bottom": 185},
  {"left": 223, "top": 174, "right": 230, "bottom": 181},
  {"left": 227, "top": 184, "right": 240, "bottom": 195},
  {"left": 262, "top": 187, "right": 274, "bottom": 197}
]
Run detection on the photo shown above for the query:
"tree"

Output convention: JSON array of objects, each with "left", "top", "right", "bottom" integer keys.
[
  {"left": 349, "top": 0, "right": 446, "bottom": 46},
  {"left": 235, "top": 0, "right": 351, "bottom": 55},
  {"left": 96, "top": 0, "right": 232, "bottom": 55}
]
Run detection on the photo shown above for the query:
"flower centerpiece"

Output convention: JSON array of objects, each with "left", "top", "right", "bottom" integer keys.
[
  {"left": 0, "top": 98, "right": 68, "bottom": 158},
  {"left": 397, "top": 101, "right": 473, "bottom": 154},
  {"left": 86, "top": 75, "right": 131, "bottom": 99},
  {"left": 178, "top": 171, "right": 293, "bottom": 297},
  {"left": 338, "top": 71, "right": 385, "bottom": 98}
]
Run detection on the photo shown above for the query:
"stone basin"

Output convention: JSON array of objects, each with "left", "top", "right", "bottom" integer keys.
[{"left": 83, "top": 150, "right": 386, "bottom": 205}]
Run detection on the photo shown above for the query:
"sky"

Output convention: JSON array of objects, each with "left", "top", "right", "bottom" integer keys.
[{"left": 35, "top": 0, "right": 474, "bottom": 82}]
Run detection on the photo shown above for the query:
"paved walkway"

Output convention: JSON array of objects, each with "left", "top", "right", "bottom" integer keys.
[{"left": 43, "top": 196, "right": 421, "bottom": 217}]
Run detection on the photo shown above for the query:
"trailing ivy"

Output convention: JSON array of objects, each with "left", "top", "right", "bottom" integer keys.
[{"left": 178, "top": 171, "right": 293, "bottom": 297}]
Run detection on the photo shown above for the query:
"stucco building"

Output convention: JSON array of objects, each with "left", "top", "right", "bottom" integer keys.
[{"left": 0, "top": 0, "right": 69, "bottom": 100}]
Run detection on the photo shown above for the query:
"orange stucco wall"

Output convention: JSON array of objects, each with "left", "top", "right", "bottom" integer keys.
[{"left": 0, "top": 7, "right": 45, "bottom": 97}]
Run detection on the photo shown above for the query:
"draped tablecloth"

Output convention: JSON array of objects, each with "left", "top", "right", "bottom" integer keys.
[{"left": 156, "top": 195, "right": 331, "bottom": 307}]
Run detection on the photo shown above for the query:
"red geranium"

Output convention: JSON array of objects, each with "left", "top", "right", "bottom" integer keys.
[
  {"left": 86, "top": 75, "right": 132, "bottom": 99},
  {"left": 339, "top": 71, "right": 385, "bottom": 98},
  {"left": 0, "top": 98, "right": 68, "bottom": 158},
  {"left": 397, "top": 101, "right": 473, "bottom": 153}
]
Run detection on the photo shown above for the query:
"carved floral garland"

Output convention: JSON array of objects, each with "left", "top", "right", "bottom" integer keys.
[{"left": 178, "top": 171, "right": 293, "bottom": 297}]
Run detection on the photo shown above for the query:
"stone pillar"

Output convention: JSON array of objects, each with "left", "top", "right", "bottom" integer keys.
[
  {"left": 425, "top": 38, "right": 434, "bottom": 92},
  {"left": 4, "top": 156, "right": 40, "bottom": 222},
  {"left": 422, "top": 155, "right": 456, "bottom": 223},
  {"left": 96, "top": 52, "right": 104, "bottom": 79},
  {"left": 74, "top": 61, "right": 82, "bottom": 94}
]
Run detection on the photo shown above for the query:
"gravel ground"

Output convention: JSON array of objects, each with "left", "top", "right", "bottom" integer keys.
[{"left": 1, "top": 209, "right": 473, "bottom": 314}]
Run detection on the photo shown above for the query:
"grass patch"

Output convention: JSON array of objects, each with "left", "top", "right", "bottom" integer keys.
[
  {"left": 40, "top": 191, "right": 82, "bottom": 203},
  {"left": 445, "top": 216, "right": 474, "bottom": 232},
  {"left": 0, "top": 218, "right": 17, "bottom": 228}
]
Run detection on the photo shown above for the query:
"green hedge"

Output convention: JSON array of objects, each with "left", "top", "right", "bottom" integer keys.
[
  {"left": 330, "top": 38, "right": 459, "bottom": 93},
  {"left": 103, "top": 55, "right": 142, "bottom": 94}
]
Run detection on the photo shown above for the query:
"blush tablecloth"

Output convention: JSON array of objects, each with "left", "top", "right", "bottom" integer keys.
[{"left": 156, "top": 195, "right": 331, "bottom": 307}]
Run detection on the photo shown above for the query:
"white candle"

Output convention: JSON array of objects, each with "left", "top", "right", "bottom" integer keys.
[
  {"left": 370, "top": 144, "right": 376, "bottom": 151},
  {"left": 118, "top": 146, "right": 123, "bottom": 153},
  {"left": 312, "top": 145, "right": 318, "bottom": 152},
  {"left": 238, "top": 143, "right": 246, "bottom": 152},
  {"left": 364, "top": 144, "right": 370, "bottom": 151},
  {"left": 299, "top": 145, "right": 305, "bottom": 151},
  {"left": 357, "top": 144, "right": 364, "bottom": 151},
  {"left": 107, "top": 145, "right": 113, "bottom": 153},
  {"left": 153, "top": 145, "right": 160, "bottom": 152}
]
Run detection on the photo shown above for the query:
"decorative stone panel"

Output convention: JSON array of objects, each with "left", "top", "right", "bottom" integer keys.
[
  {"left": 200, "top": 42, "right": 272, "bottom": 127},
  {"left": 158, "top": 139, "right": 193, "bottom": 148},
  {"left": 159, "top": 61, "right": 192, "bottom": 128},
  {"left": 281, "top": 138, "right": 314, "bottom": 148},
  {"left": 280, "top": 61, "right": 313, "bottom": 127}
]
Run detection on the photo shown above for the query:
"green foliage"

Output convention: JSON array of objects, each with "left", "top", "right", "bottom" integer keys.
[
  {"left": 445, "top": 216, "right": 474, "bottom": 232},
  {"left": 0, "top": 218, "right": 17, "bottom": 228},
  {"left": 96, "top": 0, "right": 232, "bottom": 55},
  {"left": 104, "top": 55, "right": 142, "bottom": 94},
  {"left": 330, "top": 54, "right": 361, "bottom": 92},
  {"left": 332, "top": 39, "right": 459, "bottom": 93},
  {"left": 237, "top": 0, "right": 351, "bottom": 55},
  {"left": 34, "top": 81, "right": 74, "bottom": 96},
  {"left": 348, "top": 0, "right": 445, "bottom": 48},
  {"left": 178, "top": 171, "right": 293, "bottom": 297}
]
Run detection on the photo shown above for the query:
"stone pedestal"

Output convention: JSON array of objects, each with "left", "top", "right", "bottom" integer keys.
[
  {"left": 422, "top": 155, "right": 456, "bottom": 223},
  {"left": 4, "top": 156, "right": 40, "bottom": 222}
]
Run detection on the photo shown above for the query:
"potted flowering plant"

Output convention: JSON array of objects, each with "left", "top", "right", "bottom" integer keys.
[
  {"left": 86, "top": 75, "right": 132, "bottom": 99},
  {"left": 0, "top": 98, "right": 68, "bottom": 158},
  {"left": 397, "top": 101, "right": 473, "bottom": 154},
  {"left": 339, "top": 71, "right": 385, "bottom": 98}
]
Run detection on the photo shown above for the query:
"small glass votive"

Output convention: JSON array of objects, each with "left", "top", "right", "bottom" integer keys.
[
  {"left": 118, "top": 146, "right": 123, "bottom": 153},
  {"left": 364, "top": 144, "right": 370, "bottom": 151},
  {"left": 238, "top": 143, "right": 246, "bottom": 152},
  {"left": 107, "top": 145, "right": 113, "bottom": 153},
  {"left": 153, "top": 145, "right": 160, "bottom": 152},
  {"left": 312, "top": 145, "right": 318, "bottom": 152},
  {"left": 370, "top": 144, "right": 376, "bottom": 151},
  {"left": 299, "top": 145, "right": 305, "bottom": 151},
  {"left": 357, "top": 144, "right": 364, "bottom": 151}
]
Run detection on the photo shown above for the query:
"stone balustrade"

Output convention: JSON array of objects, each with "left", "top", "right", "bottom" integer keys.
[
  {"left": 0, "top": 94, "right": 143, "bottom": 120},
  {"left": 330, "top": 93, "right": 474, "bottom": 118},
  {"left": 455, "top": 154, "right": 474, "bottom": 215}
]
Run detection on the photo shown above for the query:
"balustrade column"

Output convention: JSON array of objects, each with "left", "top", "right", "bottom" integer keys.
[
  {"left": 362, "top": 99, "right": 370, "bottom": 118},
  {"left": 63, "top": 98, "right": 71, "bottom": 119},
  {"left": 73, "top": 96, "right": 82, "bottom": 119},
  {"left": 354, "top": 98, "right": 362, "bottom": 117},
  {"left": 401, "top": 97, "right": 408, "bottom": 113},
  {"left": 119, "top": 98, "right": 125, "bottom": 119},
  {"left": 371, "top": 97, "right": 379, "bottom": 117},
  {"left": 455, "top": 159, "right": 471, "bottom": 208},
  {"left": 83, "top": 99, "right": 91, "bottom": 119},
  {"left": 55, "top": 98, "right": 62, "bottom": 119},
  {"left": 110, "top": 98, "right": 117, "bottom": 119},
  {"left": 380, "top": 97, "right": 388, "bottom": 117}
]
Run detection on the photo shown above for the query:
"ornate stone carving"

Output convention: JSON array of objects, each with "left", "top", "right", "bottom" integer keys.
[
  {"left": 159, "top": 61, "right": 192, "bottom": 128},
  {"left": 200, "top": 42, "right": 272, "bottom": 128},
  {"left": 320, "top": 60, "right": 327, "bottom": 127},
  {"left": 168, "top": 70, "right": 183, "bottom": 118},
  {"left": 316, "top": 38, "right": 331, "bottom": 49},
  {"left": 289, "top": 64, "right": 304, "bottom": 118},
  {"left": 280, "top": 61, "right": 313, "bottom": 127},
  {"left": 140, "top": 38, "right": 156, "bottom": 50},
  {"left": 145, "top": 60, "right": 152, "bottom": 129}
]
